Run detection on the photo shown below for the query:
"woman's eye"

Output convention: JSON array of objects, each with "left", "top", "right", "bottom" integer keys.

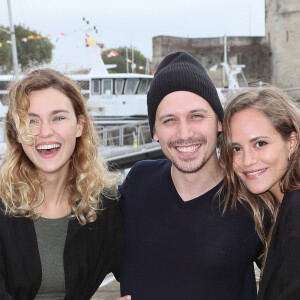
[
  {"left": 232, "top": 146, "right": 241, "bottom": 152},
  {"left": 255, "top": 141, "right": 267, "bottom": 148},
  {"left": 29, "top": 119, "right": 39, "bottom": 125}
]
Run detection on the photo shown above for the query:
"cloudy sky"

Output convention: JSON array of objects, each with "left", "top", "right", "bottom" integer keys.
[{"left": 1, "top": 0, "right": 265, "bottom": 71}]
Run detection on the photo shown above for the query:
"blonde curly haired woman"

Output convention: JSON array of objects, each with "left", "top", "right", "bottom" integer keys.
[{"left": 0, "top": 69, "right": 123, "bottom": 299}]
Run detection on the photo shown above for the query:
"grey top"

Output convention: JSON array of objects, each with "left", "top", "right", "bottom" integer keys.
[{"left": 34, "top": 215, "right": 69, "bottom": 300}]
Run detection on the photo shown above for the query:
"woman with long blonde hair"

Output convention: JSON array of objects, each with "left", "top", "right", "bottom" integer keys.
[
  {"left": 220, "top": 86, "right": 300, "bottom": 299},
  {"left": 0, "top": 68, "right": 123, "bottom": 299}
]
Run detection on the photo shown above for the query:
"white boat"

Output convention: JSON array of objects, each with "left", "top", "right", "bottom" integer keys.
[{"left": 0, "top": 52, "right": 153, "bottom": 122}]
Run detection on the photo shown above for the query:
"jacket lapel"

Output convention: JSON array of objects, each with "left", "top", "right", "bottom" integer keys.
[{"left": 258, "top": 194, "right": 289, "bottom": 299}]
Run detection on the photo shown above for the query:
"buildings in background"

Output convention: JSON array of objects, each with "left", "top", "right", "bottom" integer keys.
[{"left": 152, "top": 0, "right": 300, "bottom": 96}]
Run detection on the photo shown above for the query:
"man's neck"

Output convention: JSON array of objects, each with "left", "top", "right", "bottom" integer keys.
[{"left": 171, "top": 157, "right": 223, "bottom": 202}]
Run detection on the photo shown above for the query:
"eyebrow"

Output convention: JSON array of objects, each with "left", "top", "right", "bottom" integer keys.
[
  {"left": 28, "top": 109, "right": 70, "bottom": 117},
  {"left": 158, "top": 109, "right": 210, "bottom": 122},
  {"left": 232, "top": 136, "right": 270, "bottom": 146},
  {"left": 249, "top": 136, "right": 269, "bottom": 143}
]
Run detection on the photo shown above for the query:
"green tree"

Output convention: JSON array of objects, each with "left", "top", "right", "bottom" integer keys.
[
  {"left": 102, "top": 46, "right": 149, "bottom": 74},
  {"left": 0, "top": 24, "right": 54, "bottom": 74}
]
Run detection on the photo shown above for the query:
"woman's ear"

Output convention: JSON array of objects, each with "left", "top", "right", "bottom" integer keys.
[
  {"left": 76, "top": 115, "right": 85, "bottom": 138},
  {"left": 288, "top": 131, "right": 298, "bottom": 155}
]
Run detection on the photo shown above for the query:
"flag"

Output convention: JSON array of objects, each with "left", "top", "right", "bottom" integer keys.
[
  {"left": 87, "top": 38, "right": 96, "bottom": 46},
  {"left": 21, "top": 37, "right": 28, "bottom": 42},
  {"left": 106, "top": 50, "right": 119, "bottom": 57},
  {"left": 28, "top": 35, "right": 40, "bottom": 39}
]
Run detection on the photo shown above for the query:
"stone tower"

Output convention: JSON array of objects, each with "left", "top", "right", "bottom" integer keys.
[{"left": 265, "top": 0, "right": 300, "bottom": 88}]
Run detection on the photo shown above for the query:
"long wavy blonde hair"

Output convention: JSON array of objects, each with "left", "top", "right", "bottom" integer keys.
[
  {"left": 220, "top": 85, "right": 300, "bottom": 259},
  {"left": 0, "top": 68, "right": 119, "bottom": 224}
]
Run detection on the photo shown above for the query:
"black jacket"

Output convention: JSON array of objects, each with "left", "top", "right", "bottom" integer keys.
[
  {"left": 258, "top": 189, "right": 300, "bottom": 300},
  {"left": 0, "top": 198, "right": 124, "bottom": 300}
]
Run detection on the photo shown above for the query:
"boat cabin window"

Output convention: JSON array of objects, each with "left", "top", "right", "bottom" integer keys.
[
  {"left": 137, "top": 78, "right": 151, "bottom": 94},
  {"left": 91, "top": 77, "right": 152, "bottom": 95},
  {"left": 92, "top": 79, "right": 101, "bottom": 94},
  {"left": 115, "top": 79, "right": 124, "bottom": 94},
  {"left": 102, "top": 79, "right": 113, "bottom": 95},
  {"left": 0, "top": 81, "right": 9, "bottom": 91},
  {"left": 124, "top": 78, "right": 139, "bottom": 94}
]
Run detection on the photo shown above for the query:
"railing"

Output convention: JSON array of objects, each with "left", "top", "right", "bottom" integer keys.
[
  {"left": 94, "top": 119, "right": 162, "bottom": 161},
  {"left": 0, "top": 119, "right": 162, "bottom": 166}
]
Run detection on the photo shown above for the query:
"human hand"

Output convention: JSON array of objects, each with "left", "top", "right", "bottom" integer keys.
[{"left": 116, "top": 296, "right": 131, "bottom": 300}]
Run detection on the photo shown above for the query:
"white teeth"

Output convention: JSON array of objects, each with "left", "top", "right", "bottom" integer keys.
[
  {"left": 247, "top": 168, "right": 266, "bottom": 175},
  {"left": 176, "top": 145, "right": 200, "bottom": 153},
  {"left": 37, "top": 144, "right": 60, "bottom": 150}
]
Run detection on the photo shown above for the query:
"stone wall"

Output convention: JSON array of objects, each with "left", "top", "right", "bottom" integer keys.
[
  {"left": 152, "top": 36, "right": 271, "bottom": 88},
  {"left": 265, "top": 0, "right": 300, "bottom": 89}
]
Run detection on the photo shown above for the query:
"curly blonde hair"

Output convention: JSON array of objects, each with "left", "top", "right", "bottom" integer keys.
[
  {"left": 0, "top": 68, "right": 119, "bottom": 224},
  {"left": 220, "top": 85, "right": 300, "bottom": 259}
]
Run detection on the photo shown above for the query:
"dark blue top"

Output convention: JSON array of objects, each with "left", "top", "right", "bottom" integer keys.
[
  {"left": 120, "top": 159, "right": 263, "bottom": 300},
  {"left": 258, "top": 189, "right": 300, "bottom": 300}
]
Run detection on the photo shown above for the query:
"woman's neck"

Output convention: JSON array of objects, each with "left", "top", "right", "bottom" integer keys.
[{"left": 36, "top": 171, "right": 71, "bottom": 219}]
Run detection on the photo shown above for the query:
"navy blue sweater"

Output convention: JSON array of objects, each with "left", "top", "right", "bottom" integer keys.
[{"left": 120, "top": 159, "right": 263, "bottom": 300}]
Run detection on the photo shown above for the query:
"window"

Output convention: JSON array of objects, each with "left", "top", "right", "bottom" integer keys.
[
  {"left": 92, "top": 79, "right": 101, "bottom": 94},
  {"left": 137, "top": 79, "right": 151, "bottom": 94},
  {"left": 115, "top": 79, "right": 124, "bottom": 94},
  {"left": 102, "top": 79, "right": 113, "bottom": 95},
  {"left": 124, "top": 78, "right": 139, "bottom": 94}
]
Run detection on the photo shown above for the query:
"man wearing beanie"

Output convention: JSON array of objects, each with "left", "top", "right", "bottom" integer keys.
[{"left": 118, "top": 52, "right": 263, "bottom": 300}]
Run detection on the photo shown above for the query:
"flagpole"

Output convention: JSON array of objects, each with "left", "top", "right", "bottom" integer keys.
[
  {"left": 126, "top": 47, "right": 129, "bottom": 73},
  {"left": 7, "top": 0, "right": 19, "bottom": 77},
  {"left": 131, "top": 45, "right": 135, "bottom": 73}
]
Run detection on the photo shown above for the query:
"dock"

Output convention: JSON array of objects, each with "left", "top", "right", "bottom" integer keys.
[{"left": 91, "top": 274, "right": 120, "bottom": 300}]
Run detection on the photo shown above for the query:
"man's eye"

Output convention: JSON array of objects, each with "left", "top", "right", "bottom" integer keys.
[
  {"left": 164, "top": 118, "right": 175, "bottom": 124},
  {"left": 192, "top": 114, "right": 203, "bottom": 119},
  {"left": 53, "top": 116, "right": 65, "bottom": 121}
]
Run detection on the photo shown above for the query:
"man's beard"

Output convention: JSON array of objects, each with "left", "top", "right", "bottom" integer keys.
[{"left": 168, "top": 137, "right": 214, "bottom": 174}]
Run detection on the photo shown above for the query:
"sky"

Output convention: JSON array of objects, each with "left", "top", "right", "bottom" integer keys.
[{"left": 0, "top": 0, "right": 265, "bottom": 72}]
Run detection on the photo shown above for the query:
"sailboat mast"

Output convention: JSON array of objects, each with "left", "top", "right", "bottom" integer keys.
[{"left": 7, "top": 0, "right": 19, "bottom": 77}]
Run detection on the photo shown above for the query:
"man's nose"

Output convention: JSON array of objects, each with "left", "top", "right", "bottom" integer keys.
[{"left": 177, "top": 121, "right": 193, "bottom": 140}]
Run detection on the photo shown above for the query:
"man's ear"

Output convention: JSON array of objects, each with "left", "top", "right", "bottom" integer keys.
[
  {"left": 152, "top": 125, "right": 159, "bottom": 142},
  {"left": 217, "top": 121, "right": 222, "bottom": 133},
  {"left": 153, "top": 132, "right": 159, "bottom": 142}
]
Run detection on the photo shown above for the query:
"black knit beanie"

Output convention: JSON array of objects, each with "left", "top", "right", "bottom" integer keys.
[{"left": 147, "top": 51, "right": 223, "bottom": 137}]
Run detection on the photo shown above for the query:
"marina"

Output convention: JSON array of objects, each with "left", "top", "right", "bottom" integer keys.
[
  {"left": 1, "top": 0, "right": 300, "bottom": 299},
  {"left": 0, "top": 36, "right": 259, "bottom": 168}
]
